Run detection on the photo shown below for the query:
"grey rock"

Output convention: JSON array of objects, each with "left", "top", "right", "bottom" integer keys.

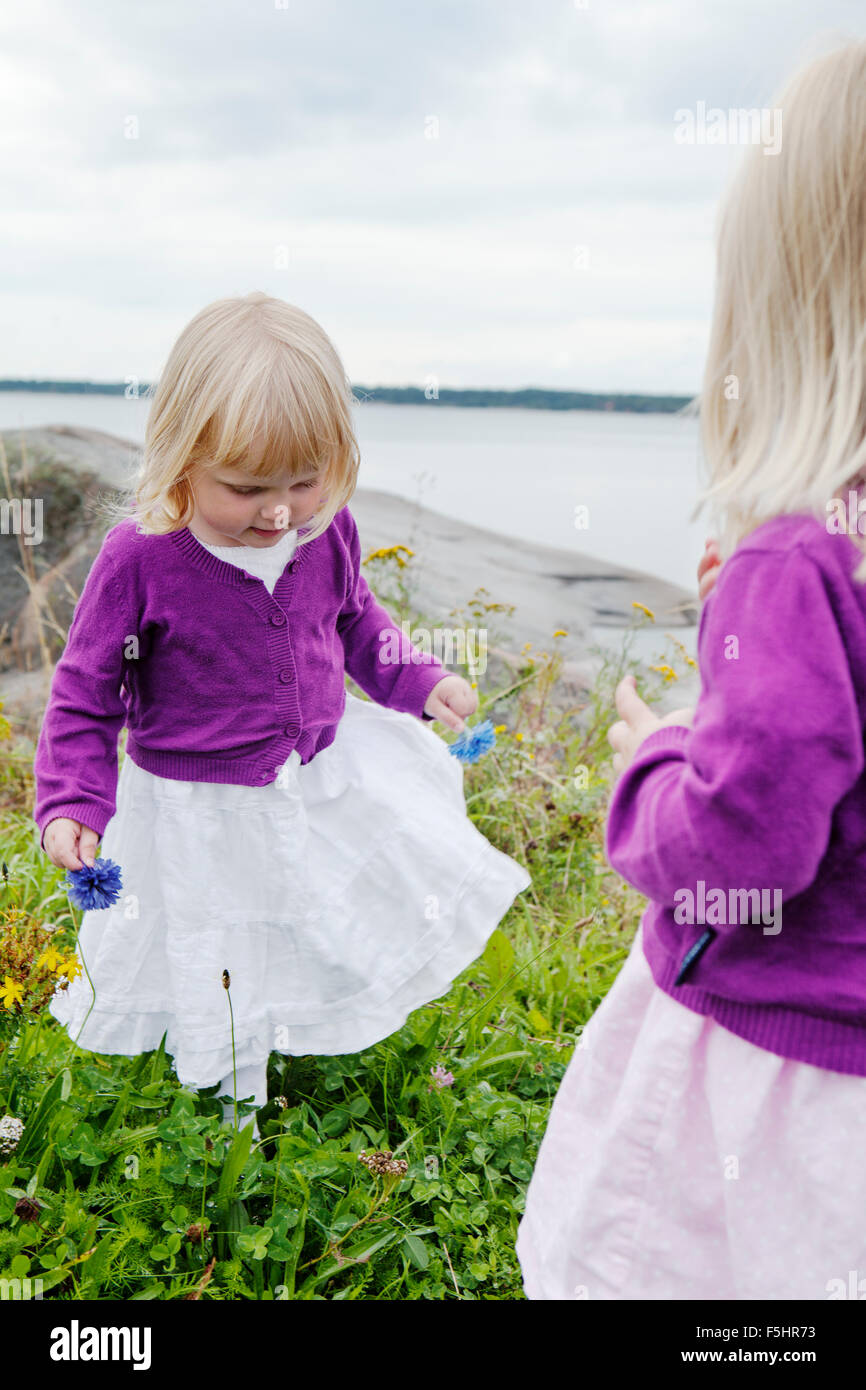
[{"left": 0, "top": 424, "right": 703, "bottom": 733}]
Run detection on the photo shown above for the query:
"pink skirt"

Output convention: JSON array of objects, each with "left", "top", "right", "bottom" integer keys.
[{"left": 516, "top": 921, "right": 866, "bottom": 1300}]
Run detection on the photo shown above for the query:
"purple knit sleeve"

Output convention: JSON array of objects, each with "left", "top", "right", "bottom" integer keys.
[
  {"left": 336, "top": 510, "right": 448, "bottom": 719},
  {"left": 33, "top": 536, "right": 135, "bottom": 850},
  {"left": 604, "top": 545, "right": 865, "bottom": 923}
]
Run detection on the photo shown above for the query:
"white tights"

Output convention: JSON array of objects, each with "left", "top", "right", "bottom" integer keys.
[{"left": 217, "top": 1061, "right": 269, "bottom": 1138}]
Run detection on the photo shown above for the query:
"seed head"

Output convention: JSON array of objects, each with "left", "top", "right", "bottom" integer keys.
[
  {"left": 357, "top": 1149, "right": 409, "bottom": 1178},
  {"left": 0, "top": 1115, "right": 24, "bottom": 1156}
]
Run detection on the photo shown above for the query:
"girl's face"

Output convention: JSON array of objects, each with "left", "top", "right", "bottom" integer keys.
[{"left": 187, "top": 454, "right": 329, "bottom": 547}]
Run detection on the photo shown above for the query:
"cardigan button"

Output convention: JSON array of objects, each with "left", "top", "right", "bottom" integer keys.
[
  {"left": 283, "top": 723, "right": 298, "bottom": 737},
  {"left": 269, "top": 612, "right": 286, "bottom": 625},
  {"left": 278, "top": 668, "right": 294, "bottom": 683}
]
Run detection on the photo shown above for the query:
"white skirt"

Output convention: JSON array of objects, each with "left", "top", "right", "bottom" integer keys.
[
  {"left": 516, "top": 920, "right": 866, "bottom": 1300},
  {"left": 49, "top": 692, "right": 532, "bottom": 1090}
]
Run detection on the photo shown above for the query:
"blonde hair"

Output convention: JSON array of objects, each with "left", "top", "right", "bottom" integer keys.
[
  {"left": 100, "top": 292, "right": 361, "bottom": 548},
  {"left": 691, "top": 35, "right": 866, "bottom": 582}
]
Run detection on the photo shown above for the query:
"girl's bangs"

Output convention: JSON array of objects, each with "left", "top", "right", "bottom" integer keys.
[{"left": 196, "top": 371, "right": 344, "bottom": 482}]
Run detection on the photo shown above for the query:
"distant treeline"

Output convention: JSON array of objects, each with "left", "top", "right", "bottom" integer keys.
[
  {"left": 353, "top": 385, "right": 695, "bottom": 413},
  {"left": 0, "top": 379, "right": 695, "bottom": 414}
]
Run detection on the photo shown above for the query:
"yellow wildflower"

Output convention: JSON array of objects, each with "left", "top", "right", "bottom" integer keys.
[
  {"left": 632, "top": 602, "right": 655, "bottom": 621},
  {"left": 56, "top": 954, "right": 82, "bottom": 983},
  {"left": 552, "top": 629, "right": 568, "bottom": 638},
  {"left": 665, "top": 634, "right": 698, "bottom": 670},
  {"left": 365, "top": 544, "right": 414, "bottom": 569},
  {"left": 650, "top": 664, "right": 678, "bottom": 683},
  {"left": 36, "top": 944, "right": 64, "bottom": 973},
  {"left": 0, "top": 975, "right": 24, "bottom": 1010}
]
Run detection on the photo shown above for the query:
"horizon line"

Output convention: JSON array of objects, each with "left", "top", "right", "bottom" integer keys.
[{"left": 0, "top": 378, "right": 698, "bottom": 414}]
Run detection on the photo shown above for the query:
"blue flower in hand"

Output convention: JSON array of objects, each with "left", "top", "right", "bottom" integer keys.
[
  {"left": 64, "top": 858, "right": 123, "bottom": 911},
  {"left": 448, "top": 719, "right": 496, "bottom": 764}
]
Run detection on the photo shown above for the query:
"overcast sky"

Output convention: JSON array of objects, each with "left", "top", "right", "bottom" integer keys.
[{"left": 3, "top": 1, "right": 864, "bottom": 393}]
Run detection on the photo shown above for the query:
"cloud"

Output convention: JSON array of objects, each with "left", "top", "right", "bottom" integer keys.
[{"left": 1, "top": 0, "right": 865, "bottom": 387}]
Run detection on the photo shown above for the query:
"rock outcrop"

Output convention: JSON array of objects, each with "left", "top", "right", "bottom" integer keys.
[{"left": 0, "top": 424, "right": 701, "bottom": 738}]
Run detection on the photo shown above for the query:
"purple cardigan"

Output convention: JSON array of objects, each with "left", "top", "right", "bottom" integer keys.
[
  {"left": 33, "top": 508, "right": 448, "bottom": 849},
  {"left": 605, "top": 512, "right": 866, "bottom": 1076}
]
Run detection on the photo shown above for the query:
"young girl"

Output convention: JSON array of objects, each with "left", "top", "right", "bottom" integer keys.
[
  {"left": 34, "top": 292, "right": 531, "bottom": 1138},
  {"left": 517, "top": 38, "right": 866, "bottom": 1301}
]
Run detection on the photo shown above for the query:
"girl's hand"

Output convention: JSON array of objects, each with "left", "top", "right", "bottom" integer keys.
[
  {"left": 423, "top": 675, "right": 478, "bottom": 733},
  {"left": 608, "top": 675, "right": 694, "bottom": 780},
  {"left": 698, "top": 537, "right": 722, "bottom": 601},
  {"left": 43, "top": 817, "right": 101, "bottom": 871}
]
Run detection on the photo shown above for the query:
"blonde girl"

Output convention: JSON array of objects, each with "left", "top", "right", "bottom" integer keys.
[
  {"left": 517, "top": 37, "right": 866, "bottom": 1300},
  {"left": 34, "top": 292, "right": 531, "bottom": 1137}
]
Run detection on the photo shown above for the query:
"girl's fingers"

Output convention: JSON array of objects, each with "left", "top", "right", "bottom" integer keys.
[
  {"left": 426, "top": 697, "right": 463, "bottom": 733},
  {"left": 607, "top": 718, "right": 627, "bottom": 750},
  {"left": 53, "top": 833, "right": 83, "bottom": 872},
  {"left": 614, "top": 675, "right": 647, "bottom": 720},
  {"left": 44, "top": 822, "right": 74, "bottom": 867},
  {"left": 78, "top": 829, "right": 100, "bottom": 869},
  {"left": 44, "top": 817, "right": 97, "bottom": 872},
  {"left": 659, "top": 706, "right": 695, "bottom": 728}
]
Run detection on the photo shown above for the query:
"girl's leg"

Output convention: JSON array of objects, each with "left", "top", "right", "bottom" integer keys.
[{"left": 217, "top": 1060, "right": 269, "bottom": 1138}]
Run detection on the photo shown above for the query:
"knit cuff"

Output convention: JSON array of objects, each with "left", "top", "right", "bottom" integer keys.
[
  {"left": 631, "top": 723, "right": 692, "bottom": 760},
  {"left": 402, "top": 660, "right": 450, "bottom": 721}
]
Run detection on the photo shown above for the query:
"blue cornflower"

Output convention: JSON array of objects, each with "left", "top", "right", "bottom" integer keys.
[
  {"left": 448, "top": 718, "right": 496, "bottom": 764},
  {"left": 64, "top": 858, "right": 123, "bottom": 911}
]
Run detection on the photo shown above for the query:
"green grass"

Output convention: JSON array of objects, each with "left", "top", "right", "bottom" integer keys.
[{"left": 0, "top": 546, "right": 693, "bottom": 1300}]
